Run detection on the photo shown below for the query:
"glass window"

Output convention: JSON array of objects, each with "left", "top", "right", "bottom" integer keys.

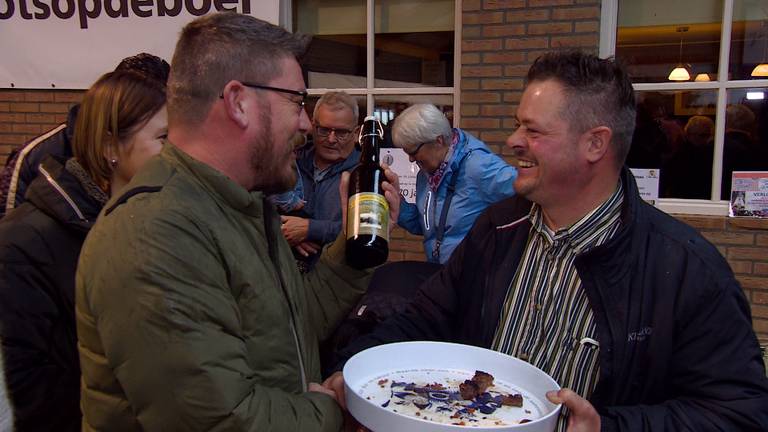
[
  {"left": 615, "top": 0, "right": 723, "bottom": 83},
  {"left": 293, "top": 0, "right": 366, "bottom": 89},
  {"left": 605, "top": 0, "right": 768, "bottom": 213},
  {"left": 293, "top": 0, "right": 456, "bottom": 126},
  {"left": 628, "top": 90, "right": 718, "bottom": 200},
  {"left": 730, "top": 0, "right": 768, "bottom": 80},
  {"left": 374, "top": 0, "right": 454, "bottom": 87},
  {"left": 723, "top": 88, "right": 767, "bottom": 199}
]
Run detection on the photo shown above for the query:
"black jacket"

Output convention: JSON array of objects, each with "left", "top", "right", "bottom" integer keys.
[
  {"left": 339, "top": 168, "right": 768, "bottom": 431},
  {"left": 0, "top": 156, "right": 104, "bottom": 432},
  {"left": 0, "top": 105, "right": 78, "bottom": 218}
]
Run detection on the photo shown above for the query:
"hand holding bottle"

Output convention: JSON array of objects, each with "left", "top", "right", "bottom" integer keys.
[
  {"left": 339, "top": 166, "right": 400, "bottom": 239},
  {"left": 342, "top": 116, "right": 400, "bottom": 268}
]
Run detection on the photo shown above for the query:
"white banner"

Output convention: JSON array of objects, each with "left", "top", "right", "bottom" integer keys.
[{"left": 0, "top": 0, "right": 278, "bottom": 89}]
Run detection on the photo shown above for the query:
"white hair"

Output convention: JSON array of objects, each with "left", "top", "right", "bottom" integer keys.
[{"left": 392, "top": 104, "right": 452, "bottom": 151}]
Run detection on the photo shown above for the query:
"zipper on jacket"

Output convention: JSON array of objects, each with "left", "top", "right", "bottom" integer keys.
[
  {"left": 263, "top": 206, "right": 308, "bottom": 391},
  {"left": 288, "top": 317, "right": 308, "bottom": 391},
  {"left": 39, "top": 165, "right": 87, "bottom": 222}
]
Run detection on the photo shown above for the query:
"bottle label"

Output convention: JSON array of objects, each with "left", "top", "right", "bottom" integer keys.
[{"left": 347, "top": 192, "right": 389, "bottom": 241}]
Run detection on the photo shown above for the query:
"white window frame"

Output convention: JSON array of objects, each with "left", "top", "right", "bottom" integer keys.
[
  {"left": 600, "top": 0, "right": 768, "bottom": 216},
  {"left": 281, "top": 0, "right": 461, "bottom": 124}
]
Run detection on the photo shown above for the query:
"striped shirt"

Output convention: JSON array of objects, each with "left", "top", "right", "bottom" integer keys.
[{"left": 492, "top": 180, "right": 624, "bottom": 431}]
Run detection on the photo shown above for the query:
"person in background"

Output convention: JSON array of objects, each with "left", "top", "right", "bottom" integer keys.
[
  {"left": 324, "top": 51, "right": 768, "bottom": 431},
  {"left": 0, "top": 53, "right": 170, "bottom": 218},
  {"left": 0, "top": 70, "right": 167, "bottom": 432},
  {"left": 75, "top": 12, "right": 399, "bottom": 431},
  {"left": 684, "top": 115, "right": 715, "bottom": 148},
  {"left": 722, "top": 104, "right": 759, "bottom": 200},
  {"left": 393, "top": 103, "right": 517, "bottom": 264},
  {"left": 280, "top": 91, "right": 361, "bottom": 271},
  {"left": 662, "top": 115, "right": 715, "bottom": 199}
]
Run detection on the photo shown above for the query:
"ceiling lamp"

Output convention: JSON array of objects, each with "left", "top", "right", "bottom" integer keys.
[
  {"left": 669, "top": 66, "right": 691, "bottom": 81},
  {"left": 694, "top": 73, "right": 711, "bottom": 82},
  {"left": 752, "top": 64, "right": 768, "bottom": 77},
  {"left": 668, "top": 26, "right": 691, "bottom": 81}
]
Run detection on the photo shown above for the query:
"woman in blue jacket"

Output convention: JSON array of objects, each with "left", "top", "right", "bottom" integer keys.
[{"left": 393, "top": 104, "right": 517, "bottom": 263}]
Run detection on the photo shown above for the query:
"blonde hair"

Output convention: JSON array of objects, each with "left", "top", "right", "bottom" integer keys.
[{"left": 73, "top": 71, "right": 166, "bottom": 191}]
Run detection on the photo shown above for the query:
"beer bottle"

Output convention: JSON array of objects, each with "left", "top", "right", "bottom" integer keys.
[{"left": 346, "top": 116, "right": 389, "bottom": 269}]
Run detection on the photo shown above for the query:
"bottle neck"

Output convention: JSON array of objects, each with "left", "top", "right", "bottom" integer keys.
[{"left": 359, "top": 132, "right": 381, "bottom": 165}]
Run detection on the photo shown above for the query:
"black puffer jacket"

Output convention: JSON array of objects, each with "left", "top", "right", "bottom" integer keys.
[
  {"left": 0, "top": 156, "right": 106, "bottom": 432},
  {"left": 338, "top": 168, "right": 768, "bottom": 431},
  {"left": 0, "top": 105, "right": 78, "bottom": 218}
]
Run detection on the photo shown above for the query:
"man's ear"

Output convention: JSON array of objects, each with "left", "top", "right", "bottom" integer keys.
[
  {"left": 582, "top": 126, "right": 613, "bottom": 164},
  {"left": 221, "top": 80, "right": 249, "bottom": 129}
]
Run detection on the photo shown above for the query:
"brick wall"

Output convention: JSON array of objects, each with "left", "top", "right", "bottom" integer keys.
[
  {"left": 1, "top": 1, "right": 766, "bottom": 346},
  {"left": 679, "top": 216, "right": 768, "bottom": 344},
  {"left": 0, "top": 89, "right": 82, "bottom": 167}
]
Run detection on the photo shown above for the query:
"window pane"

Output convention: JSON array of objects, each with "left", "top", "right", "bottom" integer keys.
[
  {"left": 294, "top": 0, "right": 366, "bottom": 89},
  {"left": 722, "top": 89, "right": 768, "bottom": 199},
  {"left": 616, "top": 0, "right": 722, "bottom": 83},
  {"left": 373, "top": 95, "right": 453, "bottom": 147},
  {"left": 374, "top": 0, "right": 455, "bottom": 88},
  {"left": 730, "top": 0, "right": 768, "bottom": 80},
  {"left": 628, "top": 90, "right": 718, "bottom": 199}
]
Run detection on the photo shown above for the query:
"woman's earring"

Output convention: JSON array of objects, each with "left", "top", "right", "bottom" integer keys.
[{"left": 110, "top": 158, "right": 118, "bottom": 168}]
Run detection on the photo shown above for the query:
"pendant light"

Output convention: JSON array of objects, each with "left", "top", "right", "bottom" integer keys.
[{"left": 668, "top": 26, "right": 691, "bottom": 81}]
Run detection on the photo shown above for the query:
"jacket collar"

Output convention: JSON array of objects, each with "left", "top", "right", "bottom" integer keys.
[
  {"left": 494, "top": 167, "right": 642, "bottom": 237},
  {"left": 25, "top": 155, "right": 103, "bottom": 232},
  {"left": 163, "top": 143, "right": 266, "bottom": 218}
]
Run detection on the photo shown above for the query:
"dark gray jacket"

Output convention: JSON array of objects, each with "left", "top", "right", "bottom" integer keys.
[{"left": 338, "top": 168, "right": 768, "bottom": 431}]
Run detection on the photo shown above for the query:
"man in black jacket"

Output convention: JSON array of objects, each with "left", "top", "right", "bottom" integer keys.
[{"left": 325, "top": 51, "right": 768, "bottom": 431}]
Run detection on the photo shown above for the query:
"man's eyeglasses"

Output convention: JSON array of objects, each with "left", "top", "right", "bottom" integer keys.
[
  {"left": 221, "top": 82, "right": 308, "bottom": 113},
  {"left": 404, "top": 141, "right": 429, "bottom": 157},
  {"left": 315, "top": 125, "right": 355, "bottom": 141}
]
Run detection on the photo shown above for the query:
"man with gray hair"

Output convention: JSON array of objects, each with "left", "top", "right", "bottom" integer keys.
[
  {"left": 326, "top": 50, "right": 768, "bottom": 431},
  {"left": 280, "top": 91, "right": 361, "bottom": 271},
  {"left": 76, "top": 12, "right": 400, "bottom": 431}
]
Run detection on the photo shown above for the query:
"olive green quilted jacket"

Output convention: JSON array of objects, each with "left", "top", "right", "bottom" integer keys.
[{"left": 76, "top": 144, "right": 370, "bottom": 432}]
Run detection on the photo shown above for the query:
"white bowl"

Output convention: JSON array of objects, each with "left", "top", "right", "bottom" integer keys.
[{"left": 344, "top": 341, "right": 561, "bottom": 432}]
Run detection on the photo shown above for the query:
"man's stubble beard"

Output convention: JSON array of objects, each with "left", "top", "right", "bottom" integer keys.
[{"left": 250, "top": 105, "right": 297, "bottom": 194}]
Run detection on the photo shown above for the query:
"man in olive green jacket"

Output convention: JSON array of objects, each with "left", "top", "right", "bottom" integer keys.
[{"left": 75, "top": 13, "right": 400, "bottom": 432}]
